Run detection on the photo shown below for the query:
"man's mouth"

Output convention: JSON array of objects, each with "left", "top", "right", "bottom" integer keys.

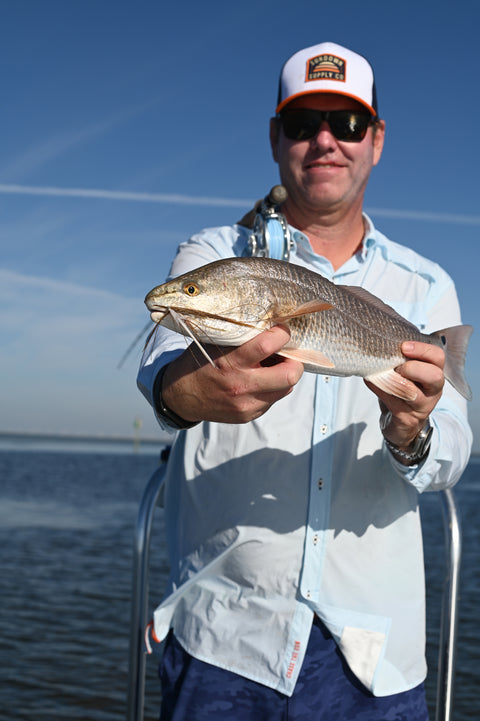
[{"left": 305, "top": 161, "right": 341, "bottom": 170}]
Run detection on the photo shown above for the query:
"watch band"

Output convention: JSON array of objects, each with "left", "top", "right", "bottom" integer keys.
[
  {"left": 153, "top": 365, "right": 199, "bottom": 430},
  {"left": 384, "top": 418, "right": 433, "bottom": 464}
]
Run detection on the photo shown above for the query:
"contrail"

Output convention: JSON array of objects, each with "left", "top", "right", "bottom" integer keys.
[
  {"left": 365, "top": 207, "right": 480, "bottom": 226},
  {"left": 0, "top": 183, "right": 251, "bottom": 208},
  {"left": 0, "top": 182, "right": 479, "bottom": 225}
]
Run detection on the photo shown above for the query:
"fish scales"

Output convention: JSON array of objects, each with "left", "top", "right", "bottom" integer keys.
[
  {"left": 144, "top": 257, "right": 473, "bottom": 401},
  {"left": 178, "top": 257, "right": 424, "bottom": 377}
]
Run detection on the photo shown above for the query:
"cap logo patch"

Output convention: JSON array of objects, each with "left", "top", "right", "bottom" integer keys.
[{"left": 306, "top": 54, "right": 346, "bottom": 83}]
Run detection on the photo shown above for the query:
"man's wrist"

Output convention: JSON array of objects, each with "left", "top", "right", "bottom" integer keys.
[
  {"left": 384, "top": 418, "right": 433, "bottom": 465},
  {"left": 153, "top": 365, "right": 199, "bottom": 430}
]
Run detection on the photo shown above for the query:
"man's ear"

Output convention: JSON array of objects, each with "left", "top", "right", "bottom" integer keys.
[{"left": 372, "top": 119, "right": 385, "bottom": 167}]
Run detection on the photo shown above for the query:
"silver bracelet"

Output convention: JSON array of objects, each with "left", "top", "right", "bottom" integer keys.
[{"left": 384, "top": 419, "right": 433, "bottom": 464}]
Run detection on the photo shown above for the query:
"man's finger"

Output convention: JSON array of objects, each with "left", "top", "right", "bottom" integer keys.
[
  {"left": 401, "top": 341, "right": 445, "bottom": 369},
  {"left": 396, "top": 360, "right": 445, "bottom": 397},
  {"left": 233, "top": 325, "right": 293, "bottom": 367}
]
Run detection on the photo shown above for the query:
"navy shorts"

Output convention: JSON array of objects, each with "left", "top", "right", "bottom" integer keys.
[{"left": 159, "top": 616, "right": 429, "bottom": 721}]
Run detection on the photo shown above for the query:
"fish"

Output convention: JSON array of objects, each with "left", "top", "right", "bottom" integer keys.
[{"left": 144, "top": 256, "right": 473, "bottom": 402}]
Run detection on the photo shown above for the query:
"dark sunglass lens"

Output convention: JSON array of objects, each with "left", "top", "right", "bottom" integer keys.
[
  {"left": 329, "top": 112, "right": 371, "bottom": 141},
  {"left": 281, "top": 111, "right": 320, "bottom": 141}
]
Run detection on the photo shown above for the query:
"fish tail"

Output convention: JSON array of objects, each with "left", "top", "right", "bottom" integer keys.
[{"left": 431, "top": 325, "right": 473, "bottom": 401}]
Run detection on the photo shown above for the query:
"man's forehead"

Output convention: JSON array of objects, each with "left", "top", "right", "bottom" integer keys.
[{"left": 283, "top": 93, "right": 368, "bottom": 113}]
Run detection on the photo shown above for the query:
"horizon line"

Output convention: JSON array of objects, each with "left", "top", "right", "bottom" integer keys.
[
  {"left": 0, "top": 182, "right": 479, "bottom": 225},
  {"left": 0, "top": 428, "right": 169, "bottom": 444}
]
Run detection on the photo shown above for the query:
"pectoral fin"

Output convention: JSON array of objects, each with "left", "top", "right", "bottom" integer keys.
[
  {"left": 365, "top": 368, "right": 418, "bottom": 402},
  {"left": 272, "top": 301, "right": 333, "bottom": 324},
  {"left": 277, "top": 347, "right": 335, "bottom": 370}
]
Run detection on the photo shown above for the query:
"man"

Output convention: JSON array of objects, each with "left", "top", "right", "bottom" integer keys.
[{"left": 138, "top": 42, "right": 472, "bottom": 720}]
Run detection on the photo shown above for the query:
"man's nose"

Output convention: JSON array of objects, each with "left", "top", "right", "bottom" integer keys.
[{"left": 311, "top": 121, "right": 337, "bottom": 147}]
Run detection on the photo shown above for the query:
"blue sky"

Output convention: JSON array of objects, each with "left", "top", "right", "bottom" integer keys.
[{"left": 0, "top": 1, "right": 479, "bottom": 449}]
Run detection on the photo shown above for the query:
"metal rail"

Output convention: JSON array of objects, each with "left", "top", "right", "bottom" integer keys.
[
  {"left": 126, "top": 462, "right": 167, "bottom": 721},
  {"left": 435, "top": 488, "right": 462, "bottom": 721},
  {"left": 126, "top": 476, "right": 462, "bottom": 721}
]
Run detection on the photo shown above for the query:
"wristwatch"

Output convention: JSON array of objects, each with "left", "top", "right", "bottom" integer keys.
[
  {"left": 384, "top": 418, "right": 433, "bottom": 464},
  {"left": 153, "top": 365, "right": 199, "bottom": 431}
]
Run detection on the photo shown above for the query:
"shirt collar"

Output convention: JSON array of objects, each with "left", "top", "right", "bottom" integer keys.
[
  {"left": 358, "top": 213, "right": 377, "bottom": 259},
  {"left": 290, "top": 214, "right": 379, "bottom": 278}
]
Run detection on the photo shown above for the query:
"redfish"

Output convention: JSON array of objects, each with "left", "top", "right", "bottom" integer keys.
[{"left": 145, "top": 257, "right": 472, "bottom": 401}]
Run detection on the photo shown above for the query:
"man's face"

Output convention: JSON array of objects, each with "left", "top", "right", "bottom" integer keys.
[{"left": 270, "top": 93, "right": 385, "bottom": 221}]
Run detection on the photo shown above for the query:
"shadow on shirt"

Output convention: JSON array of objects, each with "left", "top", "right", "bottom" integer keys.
[{"left": 165, "top": 421, "right": 419, "bottom": 550}]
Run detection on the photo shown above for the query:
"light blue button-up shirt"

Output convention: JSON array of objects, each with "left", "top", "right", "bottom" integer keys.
[{"left": 137, "top": 217, "right": 472, "bottom": 697}]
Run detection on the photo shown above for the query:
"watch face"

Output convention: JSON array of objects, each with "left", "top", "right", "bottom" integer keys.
[{"left": 412, "top": 423, "right": 433, "bottom": 457}]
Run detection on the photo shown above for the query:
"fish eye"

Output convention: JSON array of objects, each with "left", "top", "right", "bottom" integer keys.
[
  {"left": 183, "top": 282, "right": 199, "bottom": 296},
  {"left": 441, "top": 335, "right": 447, "bottom": 345}
]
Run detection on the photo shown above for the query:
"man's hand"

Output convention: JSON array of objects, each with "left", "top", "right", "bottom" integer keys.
[
  {"left": 365, "top": 341, "right": 445, "bottom": 462},
  {"left": 160, "top": 326, "right": 304, "bottom": 425}
]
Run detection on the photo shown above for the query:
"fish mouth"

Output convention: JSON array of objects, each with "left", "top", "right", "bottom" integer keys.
[
  {"left": 144, "top": 300, "right": 168, "bottom": 323},
  {"left": 146, "top": 302, "right": 267, "bottom": 331},
  {"left": 150, "top": 310, "right": 167, "bottom": 323}
]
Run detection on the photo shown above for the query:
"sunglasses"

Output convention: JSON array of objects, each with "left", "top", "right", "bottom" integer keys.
[{"left": 278, "top": 109, "right": 375, "bottom": 143}]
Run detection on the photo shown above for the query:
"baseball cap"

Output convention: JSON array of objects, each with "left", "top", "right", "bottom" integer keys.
[{"left": 276, "top": 42, "right": 378, "bottom": 116}]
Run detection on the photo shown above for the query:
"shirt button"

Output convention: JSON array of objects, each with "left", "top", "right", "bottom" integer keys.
[
  {"left": 321, "top": 424, "right": 328, "bottom": 434},
  {"left": 313, "top": 534, "right": 319, "bottom": 545},
  {"left": 324, "top": 376, "right": 330, "bottom": 383},
  {"left": 306, "top": 590, "right": 311, "bottom": 599},
  {"left": 317, "top": 478, "right": 323, "bottom": 490}
]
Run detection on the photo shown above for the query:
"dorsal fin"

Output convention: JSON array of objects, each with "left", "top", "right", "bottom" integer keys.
[{"left": 341, "top": 286, "right": 416, "bottom": 326}]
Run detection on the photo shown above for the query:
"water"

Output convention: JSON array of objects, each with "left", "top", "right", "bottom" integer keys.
[{"left": 0, "top": 442, "right": 478, "bottom": 720}]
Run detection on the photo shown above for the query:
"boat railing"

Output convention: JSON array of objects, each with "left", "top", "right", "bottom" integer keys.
[
  {"left": 126, "top": 461, "right": 167, "bottom": 721},
  {"left": 436, "top": 489, "right": 462, "bottom": 721},
  {"left": 126, "top": 461, "right": 462, "bottom": 721}
]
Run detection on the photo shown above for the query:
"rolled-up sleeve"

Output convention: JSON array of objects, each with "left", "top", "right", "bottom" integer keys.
[{"left": 385, "top": 276, "right": 472, "bottom": 492}]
